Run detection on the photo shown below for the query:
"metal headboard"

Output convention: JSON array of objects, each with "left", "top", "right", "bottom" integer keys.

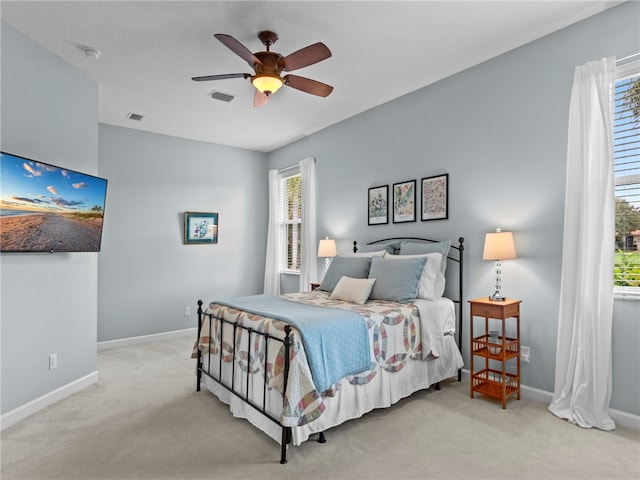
[{"left": 353, "top": 236, "right": 465, "bottom": 381}]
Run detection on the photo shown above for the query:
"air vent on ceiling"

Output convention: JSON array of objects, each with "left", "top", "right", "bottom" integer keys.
[
  {"left": 126, "top": 112, "right": 144, "bottom": 121},
  {"left": 210, "top": 91, "right": 235, "bottom": 103}
]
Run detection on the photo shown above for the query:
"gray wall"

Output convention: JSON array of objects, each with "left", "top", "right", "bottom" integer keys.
[
  {"left": 0, "top": 24, "right": 268, "bottom": 415},
  {"left": 1, "top": 24, "right": 99, "bottom": 413},
  {"left": 2, "top": 3, "right": 638, "bottom": 420},
  {"left": 267, "top": 2, "right": 640, "bottom": 415},
  {"left": 98, "top": 125, "right": 268, "bottom": 341}
]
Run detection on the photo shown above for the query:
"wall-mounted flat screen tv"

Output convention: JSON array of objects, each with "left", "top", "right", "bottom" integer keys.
[{"left": 0, "top": 151, "right": 108, "bottom": 253}]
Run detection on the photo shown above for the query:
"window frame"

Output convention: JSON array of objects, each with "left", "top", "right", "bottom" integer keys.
[{"left": 613, "top": 58, "right": 640, "bottom": 301}]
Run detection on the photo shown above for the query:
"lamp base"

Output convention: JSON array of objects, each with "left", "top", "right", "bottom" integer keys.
[{"left": 488, "top": 292, "right": 506, "bottom": 302}]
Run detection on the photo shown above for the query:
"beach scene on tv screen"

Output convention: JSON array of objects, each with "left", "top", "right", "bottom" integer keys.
[{"left": 0, "top": 152, "right": 107, "bottom": 252}]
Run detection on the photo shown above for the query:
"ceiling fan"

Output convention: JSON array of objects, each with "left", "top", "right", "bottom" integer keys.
[{"left": 192, "top": 31, "right": 333, "bottom": 107}]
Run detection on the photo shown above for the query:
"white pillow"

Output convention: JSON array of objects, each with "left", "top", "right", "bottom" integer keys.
[
  {"left": 330, "top": 276, "right": 376, "bottom": 304},
  {"left": 342, "top": 250, "right": 386, "bottom": 258},
  {"left": 384, "top": 252, "right": 445, "bottom": 300}
]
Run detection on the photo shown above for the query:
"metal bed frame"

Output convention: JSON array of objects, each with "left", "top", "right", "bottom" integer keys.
[{"left": 195, "top": 236, "right": 464, "bottom": 464}]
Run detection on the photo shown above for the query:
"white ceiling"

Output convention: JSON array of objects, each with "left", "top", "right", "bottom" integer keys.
[{"left": 1, "top": 1, "right": 623, "bottom": 152}]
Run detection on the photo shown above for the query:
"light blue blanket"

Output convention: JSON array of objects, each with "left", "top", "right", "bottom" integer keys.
[{"left": 216, "top": 294, "right": 370, "bottom": 392}]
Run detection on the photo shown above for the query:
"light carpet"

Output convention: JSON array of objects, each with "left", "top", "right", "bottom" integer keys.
[{"left": 2, "top": 334, "right": 638, "bottom": 480}]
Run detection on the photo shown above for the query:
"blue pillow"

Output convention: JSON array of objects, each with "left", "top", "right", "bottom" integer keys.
[
  {"left": 318, "top": 256, "right": 372, "bottom": 292},
  {"left": 399, "top": 240, "right": 451, "bottom": 273},
  {"left": 368, "top": 256, "right": 427, "bottom": 303}
]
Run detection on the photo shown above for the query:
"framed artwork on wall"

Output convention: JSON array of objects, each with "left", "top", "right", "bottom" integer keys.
[
  {"left": 184, "top": 212, "right": 218, "bottom": 244},
  {"left": 368, "top": 185, "right": 388, "bottom": 225},
  {"left": 392, "top": 180, "right": 416, "bottom": 223},
  {"left": 421, "top": 174, "right": 448, "bottom": 221}
]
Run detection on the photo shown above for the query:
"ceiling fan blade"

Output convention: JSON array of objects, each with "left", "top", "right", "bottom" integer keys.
[
  {"left": 214, "top": 34, "right": 262, "bottom": 68},
  {"left": 284, "top": 75, "right": 333, "bottom": 97},
  {"left": 253, "top": 90, "right": 269, "bottom": 107},
  {"left": 191, "top": 73, "right": 251, "bottom": 82},
  {"left": 280, "top": 42, "right": 331, "bottom": 72}
]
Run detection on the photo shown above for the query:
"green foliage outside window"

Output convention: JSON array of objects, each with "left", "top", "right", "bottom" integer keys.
[
  {"left": 615, "top": 198, "right": 640, "bottom": 245},
  {"left": 615, "top": 249, "right": 640, "bottom": 287},
  {"left": 621, "top": 77, "right": 640, "bottom": 121}
]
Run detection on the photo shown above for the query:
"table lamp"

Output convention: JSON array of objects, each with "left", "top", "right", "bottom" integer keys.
[
  {"left": 482, "top": 228, "right": 517, "bottom": 301},
  {"left": 317, "top": 237, "right": 337, "bottom": 276}
]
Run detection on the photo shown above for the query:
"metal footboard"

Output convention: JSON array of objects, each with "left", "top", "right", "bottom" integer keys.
[{"left": 196, "top": 300, "right": 293, "bottom": 464}]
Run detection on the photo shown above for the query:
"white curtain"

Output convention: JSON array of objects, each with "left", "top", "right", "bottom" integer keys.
[
  {"left": 548, "top": 57, "right": 616, "bottom": 430},
  {"left": 263, "top": 169, "right": 280, "bottom": 296},
  {"left": 299, "top": 158, "right": 317, "bottom": 292}
]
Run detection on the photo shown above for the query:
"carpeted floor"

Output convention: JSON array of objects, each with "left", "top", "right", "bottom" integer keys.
[{"left": 2, "top": 334, "right": 639, "bottom": 480}]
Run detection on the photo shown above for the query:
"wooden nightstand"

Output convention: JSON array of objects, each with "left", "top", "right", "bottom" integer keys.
[{"left": 469, "top": 297, "right": 521, "bottom": 408}]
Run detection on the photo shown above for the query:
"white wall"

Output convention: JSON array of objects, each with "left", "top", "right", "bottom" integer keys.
[
  {"left": 97, "top": 125, "right": 268, "bottom": 341},
  {"left": 267, "top": 2, "right": 640, "bottom": 416},
  {"left": 1, "top": 23, "right": 99, "bottom": 414}
]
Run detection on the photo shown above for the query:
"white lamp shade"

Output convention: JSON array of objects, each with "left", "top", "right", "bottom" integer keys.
[
  {"left": 317, "top": 238, "right": 337, "bottom": 258},
  {"left": 483, "top": 231, "right": 517, "bottom": 260}
]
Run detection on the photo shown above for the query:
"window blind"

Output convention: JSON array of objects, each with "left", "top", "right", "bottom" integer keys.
[
  {"left": 279, "top": 173, "right": 302, "bottom": 271},
  {"left": 614, "top": 70, "right": 640, "bottom": 289}
]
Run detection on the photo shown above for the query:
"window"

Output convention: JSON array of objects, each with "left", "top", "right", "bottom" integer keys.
[
  {"left": 279, "top": 173, "right": 302, "bottom": 272},
  {"left": 614, "top": 63, "right": 640, "bottom": 295}
]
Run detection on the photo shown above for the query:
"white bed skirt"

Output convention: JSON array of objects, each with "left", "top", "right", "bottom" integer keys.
[{"left": 202, "top": 334, "right": 463, "bottom": 446}]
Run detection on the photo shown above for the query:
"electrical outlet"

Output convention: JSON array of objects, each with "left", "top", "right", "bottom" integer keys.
[
  {"left": 184, "top": 306, "right": 191, "bottom": 317},
  {"left": 49, "top": 353, "right": 57, "bottom": 370},
  {"left": 521, "top": 346, "right": 530, "bottom": 363}
]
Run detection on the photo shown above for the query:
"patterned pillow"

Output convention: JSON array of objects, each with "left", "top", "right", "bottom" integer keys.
[
  {"left": 368, "top": 256, "right": 427, "bottom": 303},
  {"left": 318, "top": 256, "right": 372, "bottom": 292}
]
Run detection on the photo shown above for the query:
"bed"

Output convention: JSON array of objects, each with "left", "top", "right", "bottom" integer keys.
[{"left": 195, "top": 236, "right": 465, "bottom": 464}]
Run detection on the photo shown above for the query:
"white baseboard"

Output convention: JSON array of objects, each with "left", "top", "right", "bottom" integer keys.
[
  {"left": 97, "top": 327, "right": 196, "bottom": 351},
  {"left": 1, "top": 371, "right": 99, "bottom": 431},
  {"left": 610, "top": 408, "right": 640, "bottom": 430},
  {"left": 2, "top": 328, "right": 196, "bottom": 431},
  {"left": 460, "top": 369, "right": 639, "bottom": 430}
]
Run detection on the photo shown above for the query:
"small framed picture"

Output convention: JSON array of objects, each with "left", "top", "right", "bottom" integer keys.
[
  {"left": 392, "top": 180, "right": 416, "bottom": 223},
  {"left": 368, "top": 185, "right": 388, "bottom": 225},
  {"left": 421, "top": 174, "right": 448, "bottom": 221},
  {"left": 184, "top": 212, "right": 218, "bottom": 244}
]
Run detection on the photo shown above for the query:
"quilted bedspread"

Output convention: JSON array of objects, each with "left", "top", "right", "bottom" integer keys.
[
  {"left": 198, "top": 291, "right": 429, "bottom": 427},
  {"left": 213, "top": 294, "right": 370, "bottom": 393}
]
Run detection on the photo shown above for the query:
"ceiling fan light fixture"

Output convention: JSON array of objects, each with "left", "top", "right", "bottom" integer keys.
[{"left": 251, "top": 73, "right": 283, "bottom": 96}]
